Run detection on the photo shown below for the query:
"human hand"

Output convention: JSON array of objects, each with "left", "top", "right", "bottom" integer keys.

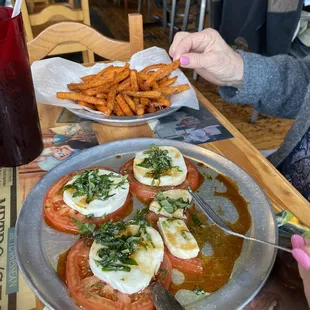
[
  {"left": 169, "top": 29, "right": 244, "bottom": 88},
  {"left": 291, "top": 234, "right": 310, "bottom": 305}
]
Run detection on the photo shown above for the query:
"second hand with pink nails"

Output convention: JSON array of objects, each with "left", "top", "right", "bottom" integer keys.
[{"left": 292, "top": 234, "right": 310, "bottom": 270}]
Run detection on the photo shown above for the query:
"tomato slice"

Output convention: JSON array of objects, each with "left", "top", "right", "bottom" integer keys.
[
  {"left": 145, "top": 211, "right": 160, "bottom": 229},
  {"left": 166, "top": 251, "right": 204, "bottom": 275},
  {"left": 44, "top": 168, "right": 132, "bottom": 234},
  {"left": 120, "top": 158, "right": 200, "bottom": 204},
  {"left": 66, "top": 239, "right": 172, "bottom": 310},
  {"left": 154, "top": 251, "right": 172, "bottom": 289}
]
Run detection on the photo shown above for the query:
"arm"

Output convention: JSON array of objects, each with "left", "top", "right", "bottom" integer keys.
[{"left": 220, "top": 52, "right": 310, "bottom": 119}]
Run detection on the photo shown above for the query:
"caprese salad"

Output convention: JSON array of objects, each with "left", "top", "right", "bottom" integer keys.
[
  {"left": 120, "top": 144, "right": 201, "bottom": 203},
  {"left": 62, "top": 190, "right": 203, "bottom": 310},
  {"left": 43, "top": 145, "right": 213, "bottom": 309},
  {"left": 43, "top": 168, "right": 132, "bottom": 234}
]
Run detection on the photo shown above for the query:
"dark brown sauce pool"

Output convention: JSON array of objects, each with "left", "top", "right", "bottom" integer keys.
[{"left": 170, "top": 171, "right": 251, "bottom": 294}]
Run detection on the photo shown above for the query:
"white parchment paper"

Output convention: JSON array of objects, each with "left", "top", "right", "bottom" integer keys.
[{"left": 31, "top": 47, "right": 199, "bottom": 115}]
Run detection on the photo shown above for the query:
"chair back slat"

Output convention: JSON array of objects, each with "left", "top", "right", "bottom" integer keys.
[
  {"left": 27, "top": 14, "right": 144, "bottom": 64},
  {"left": 21, "top": 0, "right": 95, "bottom": 62},
  {"left": 29, "top": 5, "right": 84, "bottom": 26}
]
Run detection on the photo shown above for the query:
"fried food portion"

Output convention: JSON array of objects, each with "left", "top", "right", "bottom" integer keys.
[{"left": 57, "top": 59, "right": 190, "bottom": 116}]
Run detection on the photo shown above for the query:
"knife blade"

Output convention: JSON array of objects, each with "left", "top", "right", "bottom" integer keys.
[{"left": 150, "top": 282, "right": 184, "bottom": 310}]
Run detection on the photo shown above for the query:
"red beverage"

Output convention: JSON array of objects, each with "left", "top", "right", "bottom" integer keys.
[{"left": 0, "top": 7, "right": 43, "bottom": 167}]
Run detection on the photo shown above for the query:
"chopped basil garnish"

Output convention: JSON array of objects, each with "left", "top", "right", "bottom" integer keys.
[
  {"left": 128, "top": 208, "right": 150, "bottom": 227},
  {"left": 93, "top": 221, "right": 150, "bottom": 272},
  {"left": 204, "top": 173, "right": 213, "bottom": 180},
  {"left": 86, "top": 283, "right": 104, "bottom": 290},
  {"left": 192, "top": 214, "right": 205, "bottom": 228},
  {"left": 71, "top": 217, "right": 96, "bottom": 238},
  {"left": 63, "top": 169, "right": 128, "bottom": 203},
  {"left": 114, "top": 174, "right": 128, "bottom": 189},
  {"left": 85, "top": 213, "right": 95, "bottom": 219},
  {"left": 155, "top": 191, "right": 191, "bottom": 214},
  {"left": 158, "top": 268, "right": 168, "bottom": 280},
  {"left": 137, "top": 144, "right": 181, "bottom": 185},
  {"left": 181, "top": 230, "right": 189, "bottom": 240},
  {"left": 193, "top": 286, "right": 206, "bottom": 295}
]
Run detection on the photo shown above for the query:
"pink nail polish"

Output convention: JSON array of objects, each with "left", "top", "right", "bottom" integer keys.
[
  {"left": 180, "top": 56, "right": 190, "bottom": 66},
  {"left": 292, "top": 248, "right": 310, "bottom": 269},
  {"left": 291, "top": 234, "right": 305, "bottom": 249}
]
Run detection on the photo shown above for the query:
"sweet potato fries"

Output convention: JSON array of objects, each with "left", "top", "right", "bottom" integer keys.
[{"left": 56, "top": 60, "right": 190, "bottom": 116}]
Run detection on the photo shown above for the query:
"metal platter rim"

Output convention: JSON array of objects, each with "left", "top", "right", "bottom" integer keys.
[
  {"left": 68, "top": 106, "right": 180, "bottom": 126},
  {"left": 15, "top": 138, "right": 277, "bottom": 310}
]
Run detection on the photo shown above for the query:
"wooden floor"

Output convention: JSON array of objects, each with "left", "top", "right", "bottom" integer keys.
[{"left": 92, "top": 0, "right": 294, "bottom": 150}]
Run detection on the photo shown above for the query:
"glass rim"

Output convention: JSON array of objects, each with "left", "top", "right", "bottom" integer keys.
[
  {"left": 0, "top": 7, "right": 21, "bottom": 24},
  {"left": 0, "top": 7, "right": 23, "bottom": 42}
]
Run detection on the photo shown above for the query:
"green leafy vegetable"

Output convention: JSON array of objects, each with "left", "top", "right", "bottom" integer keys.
[
  {"left": 204, "top": 173, "right": 213, "bottom": 180},
  {"left": 86, "top": 283, "right": 104, "bottom": 290},
  {"left": 158, "top": 269, "right": 168, "bottom": 280},
  {"left": 71, "top": 217, "right": 96, "bottom": 238},
  {"left": 137, "top": 144, "right": 181, "bottom": 185},
  {"left": 192, "top": 214, "right": 205, "bottom": 228},
  {"left": 63, "top": 169, "right": 128, "bottom": 203},
  {"left": 193, "top": 286, "right": 206, "bottom": 295},
  {"left": 181, "top": 230, "right": 189, "bottom": 240},
  {"left": 114, "top": 174, "right": 129, "bottom": 189},
  {"left": 85, "top": 213, "right": 95, "bottom": 219},
  {"left": 155, "top": 191, "right": 191, "bottom": 214},
  {"left": 129, "top": 208, "right": 150, "bottom": 227},
  {"left": 93, "top": 221, "right": 148, "bottom": 272},
  {"left": 160, "top": 199, "right": 174, "bottom": 213}
]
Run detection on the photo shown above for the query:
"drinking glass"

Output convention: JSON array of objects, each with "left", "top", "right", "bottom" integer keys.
[{"left": 0, "top": 7, "right": 43, "bottom": 167}]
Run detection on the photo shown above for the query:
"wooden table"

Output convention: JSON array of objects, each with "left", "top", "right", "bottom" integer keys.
[{"left": 25, "top": 87, "right": 309, "bottom": 309}]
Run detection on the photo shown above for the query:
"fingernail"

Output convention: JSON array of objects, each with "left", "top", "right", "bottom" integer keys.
[
  {"left": 292, "top": 234, "right": 305, "bottom": 249},
  {"left": 292, "top": 248, "right": 310, "bottom": 269},
  {"left": 180, "top": 56, "right": 190, "bottom": 66}
]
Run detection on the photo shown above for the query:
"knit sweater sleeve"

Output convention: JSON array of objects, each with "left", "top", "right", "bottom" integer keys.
[{"left": 219, "top": 51, "right": 310, "bottom": 119}]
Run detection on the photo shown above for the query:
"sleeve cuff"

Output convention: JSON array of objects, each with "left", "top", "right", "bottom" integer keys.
[{"left": 219, "top": 50, "right": 271, "bottom": 105}]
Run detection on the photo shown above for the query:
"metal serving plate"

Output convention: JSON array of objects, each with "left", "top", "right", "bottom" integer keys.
[
  {"left": 68, "top": 106, "right": 180, "bottom": 126},
  {"left": 16, "top": 138, "right": 277, "bottom": 310}
]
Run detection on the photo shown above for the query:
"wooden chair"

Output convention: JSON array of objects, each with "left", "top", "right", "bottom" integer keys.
[
  {"left": 21, "top": 0, "right": 95, "bottom": 63},
  {"left": 27, "top": 14, "right": 144, "bottom": 64}
]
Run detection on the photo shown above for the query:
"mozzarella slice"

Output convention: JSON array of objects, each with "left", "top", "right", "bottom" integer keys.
[
  {"left": 133, "top": 146, "right": 187, "bottom": 187},
  {"left": 89, "top": 226, "right": 164, "bottom": 294},
  {"left": 149, "top": 189, "right": 192, "bottom": 219},
  {"left": 63, "top": 169, "right": 129, "bottom": 217},
  {"left": 158, "top": 217, "right": 199, "bottom": 259}
]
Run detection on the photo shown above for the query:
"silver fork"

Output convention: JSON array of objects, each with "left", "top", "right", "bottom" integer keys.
[{"left": 188, "top": 187, "right": 292, "bottom": 254}]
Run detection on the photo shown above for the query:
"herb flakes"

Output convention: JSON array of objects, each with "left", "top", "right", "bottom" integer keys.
[
  {"left": 137, "top": 144, "right": 181, "bottom": 185},
  {"left": 192, "top": 214, "right": 206, "bottom": 228},
  {"left": 128, "top": 208, "right": 150, "bottom": 227},
  {"left": 193, "top": 286, "right": 207, "bottom": 295},
  {"left": 71, "top": 217, "right": 96, "bottom": 238},
  {"left": 203, "top": 173, "right": 213, "bottom": 180},
  {"left": 155, "top": 191, "right": 191, "bottom": 215},
  {"left": 93, "top": 221, "right": 148, "bottom": 272},
  {"left": 158, "top": 268, "right": 168, "bottom": 280},
  {"left": 63, "top": 169, "right": 128, "bottom": 203}
]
